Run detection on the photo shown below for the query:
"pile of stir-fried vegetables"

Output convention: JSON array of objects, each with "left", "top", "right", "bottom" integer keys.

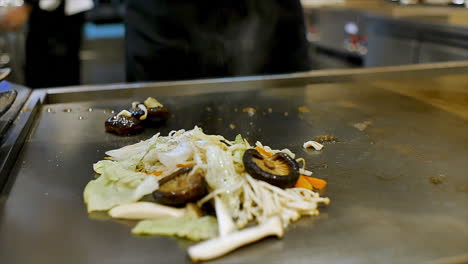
[{"left": 84, "top": 127, "right": 330, "bottom": 261}]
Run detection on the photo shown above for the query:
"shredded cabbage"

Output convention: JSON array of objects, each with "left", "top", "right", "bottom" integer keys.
[
  {"left": 204, "top": 144, "right": 243, "bottom": 216},
  {"left": 85, "top": 127, "right": 329, "bottom": 237},
  {"left": 156, "top": 140, "right": 193, "bottom": 169},
  {"left": 84, "top": 162, "right": 159, "bottom": 212},
  {"left": 132, "top": 216, "right": 218, "bottom": 241},
  {"left": 105, "top": 133, "right": 160, "bottom": 161},
  {"left": 93, "top": 160, "right": 114, "bottom": 175}
]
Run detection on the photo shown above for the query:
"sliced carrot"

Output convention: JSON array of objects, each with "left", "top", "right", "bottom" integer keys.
[
  {"left": 176, "top": 162, "right": 195, "bottom": 168},
  {"left": 149, "top": 171, "right": 163, "bottom": 176},
  {"left": 294, "top": 175, "right": 313, "bottom": 190},
  {"left": 255, "top": 146, "right": 273, "bottom": 158},
  {"left": 294, "top": 175, "right": 328, "bottom": 195},
  {"left": 304, "top": 177, "right": 327, "bottom": 190},
  {"left": 304, "top": 177, "right": 327, "bottom": 195}
]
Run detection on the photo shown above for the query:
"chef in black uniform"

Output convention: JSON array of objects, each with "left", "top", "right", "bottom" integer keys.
[
  {"left": 0, "top": 0, "right": 90, "bottom": 88},
  {"left": 125, "top": 0, "right": 310, "bottom": 82}
]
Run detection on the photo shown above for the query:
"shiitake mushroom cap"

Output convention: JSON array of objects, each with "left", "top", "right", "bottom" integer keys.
[
  {"left": 105, "top": 115, "right": 144, "bottom": 135},
  {"left": 105, "top": 99, "right": 170, "bottom": 135},
  {"left": 153, "top": 166, "right": 207, "bottom": 206},
  {"left": 129, "top": 107, "right": 145, "bottom": 120},
  {"left": 146, "top": 106, "right": 170, "bottom": 126},
  {"left": 129, "top": 106, "right": 170, "bottom": 125},
  {"left": 243, "top": 149, "right": 300, "bottom": 188}
]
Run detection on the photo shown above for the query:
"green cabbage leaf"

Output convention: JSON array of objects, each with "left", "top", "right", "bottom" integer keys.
[
  {"left": 84, "top": 162, "right": 159, "bottom": 212},
  {"left": 132, "top": 216, "right": 218, "bottom": 241}
]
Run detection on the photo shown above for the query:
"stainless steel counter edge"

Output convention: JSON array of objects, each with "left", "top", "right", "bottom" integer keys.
[
  {"left": 0, "top": 89, "right": 45, "bottom": 193},
  {"left": 43, "top": 61, "right": 468, "bottom": 104},
  {"left": 308, "top": 6, "right": 468, "bottom": 35},
  {"left": 0, "top": 84, "right": 31, "bottom": 138}
]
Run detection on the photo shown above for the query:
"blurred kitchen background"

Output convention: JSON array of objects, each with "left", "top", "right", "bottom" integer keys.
[{"left": 2, "top": 0, "right": 468, "bottom": 85}]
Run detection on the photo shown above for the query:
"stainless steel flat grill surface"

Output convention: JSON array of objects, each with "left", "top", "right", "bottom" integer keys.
[{"left": 0, "top": 81, "right": 467, "bottom": 264}]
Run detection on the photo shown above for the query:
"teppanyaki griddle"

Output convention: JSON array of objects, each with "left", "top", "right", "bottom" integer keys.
[
  {"left": 0, "top": 81, "right": 31, "bottom": 191},
  {"left": 0, "top": 69, "right": 467, "bottom": 264},
  {"left": 0, "top": 89, "right": 16, "bottom": 117}
]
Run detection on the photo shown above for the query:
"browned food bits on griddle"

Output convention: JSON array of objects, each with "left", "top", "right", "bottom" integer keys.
[
  {"left": 297, "top": 106, "right": 310, "bottom": 113},
  {"left": 105, "top": 115, "right": 145, "bottom": 135},
  {"left": 242, "top": 107, "right": 256, "bottom": 116},
  {"left": 314, "top": 135, "right": 338, "bottom": 143},
  {"left": 429, "top": 176, "right": 444, "bottom": 185}
]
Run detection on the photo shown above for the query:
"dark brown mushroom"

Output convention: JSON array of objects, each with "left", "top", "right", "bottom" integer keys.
[
  {"left": 146, "top": 106, "right": 170, "bottom": 126},
  {"left": 105, "top": 114, "right": 144, "bottom": 135},
  {"left": 130, "top": 104, "right": 169, "bottom": 125},
  {"left": 153, "top": 166, "right": 207, "bottom": 206},
  {"left": 141, "top": 97, "right": 170, "bottom": 126},
  {"left": 104, "top": 98, "right": 170, "bottom": 136},
  {"left": 243, "top": 149, "right": 300, "bottom": 188},
  {"left": 129, "top": 103, "right": 146, "bottom": 120}
]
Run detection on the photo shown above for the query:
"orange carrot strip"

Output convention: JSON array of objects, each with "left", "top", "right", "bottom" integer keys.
[
  {"left": 304, "top": 177, "right": 327, "bottom": 191},
  {"left": 255, "top": 146, "right": 273, "bottom": 158},
  {"left": 150, "top": 171, "right": 163, "bottom": 176},
  {"left": 176, "top": 163, "right": 195, "bottom": 168},
  {"left": 294, "top": 175, "right": 313, "bottom": 190},
  {"left": 176, "top": 162, "right": 195, "bottom": 168}
]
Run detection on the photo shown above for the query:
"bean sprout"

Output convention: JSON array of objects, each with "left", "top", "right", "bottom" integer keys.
[{"left": 233, "top": 174, "right": 330, "bottom": 228}]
